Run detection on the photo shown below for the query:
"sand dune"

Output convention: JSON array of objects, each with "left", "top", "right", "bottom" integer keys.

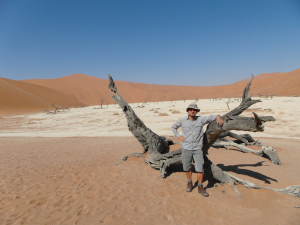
[
  {"left": 1, "top": 67, "right": 299, "bottom": 116},
  {"left": 0, "top": 78, "right": 85, "bottom": 116},
  {"left": 0, "top": 78, "right": 54, "bottom": 116},
  {"left": 235, "top": 68, "right": 300, "bottom": 96},
  {"left": 22, "top": 68, "right": 300, "bottom": 107}
]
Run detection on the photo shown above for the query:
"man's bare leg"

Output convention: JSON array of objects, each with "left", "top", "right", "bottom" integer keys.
[
  {"left": 197, "top": 172, "right": 204, "bottom": 185},
  {"left": 186, "top": 170, "right": 193, "bottom": 192},
  {"left": 186, "top": 170, "right": 192, "bottom": 181}
]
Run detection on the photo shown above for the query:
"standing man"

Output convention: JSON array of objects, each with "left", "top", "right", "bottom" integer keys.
[{"left": 171, "top": 103, "right": 223, "bottom": 196}]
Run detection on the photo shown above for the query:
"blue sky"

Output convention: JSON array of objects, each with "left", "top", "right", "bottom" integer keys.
[{"left": 0, "top": 0, "right": 299, "bottom": 86}]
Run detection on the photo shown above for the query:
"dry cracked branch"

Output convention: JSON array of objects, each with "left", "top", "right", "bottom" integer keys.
[
  {"left": 212, "top": 141, "right": 281, "bottom": 165},
  {"left": 108, "top": 74, "right": 299, "bottom": 198}
]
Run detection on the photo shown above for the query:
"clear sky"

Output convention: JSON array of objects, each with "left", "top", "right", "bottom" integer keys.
[{"left": 0, "top": 0, "right": 299, "bottom": 86}]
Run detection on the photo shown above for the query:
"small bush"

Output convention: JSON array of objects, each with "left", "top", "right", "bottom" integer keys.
[
  {"left": 154, "top": 110, "right": 159, "bottom": 113},
  {"left": 159, "top": 113, "right": 169, "bottom": 116},
  {"left": 172, "top": 110, "right": 180, "bottom": 114},
  {"left": 113, "top": 112, "right": 119, "bottom": 115}
]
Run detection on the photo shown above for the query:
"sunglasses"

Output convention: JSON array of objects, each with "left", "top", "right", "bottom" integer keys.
[{"left": 188, "top": 108, "right": 198, "bottom": 112}]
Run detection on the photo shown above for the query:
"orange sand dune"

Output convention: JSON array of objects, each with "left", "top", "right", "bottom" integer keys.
[
  {"left": 22, "top": 68, "right": 300, "bottom": 106},
  {"left": 234, "top": 68, "right": 300, "bottom": 96},
  {"left": 0, "top": 78, "right": 85, "bottom": 116},
  {"left": 2, "top": 68, "right": 299, "bottom": 116}
]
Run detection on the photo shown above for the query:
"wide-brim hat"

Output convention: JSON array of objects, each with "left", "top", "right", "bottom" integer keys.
[{"left": 186, "top": 103, "right": 200, "bottom": 112}]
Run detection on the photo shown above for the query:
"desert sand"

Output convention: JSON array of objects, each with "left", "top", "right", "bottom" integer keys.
[
  {"left": 1, "top": 97, "right": 300, "bottom": 224},
  {"left": 1, "top": 97, "right": 299, "bottom": 139}
]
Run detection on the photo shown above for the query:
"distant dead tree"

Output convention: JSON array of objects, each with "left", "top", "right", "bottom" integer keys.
[
  {"left": 44, "top": 104, "right": 68, "bottom": 114},
  {"left": 107, "top": 74, "right": 300, "bottom": 199},
  {"left": 99, "top": 98, "right": 105, "bottom": 108},
  {"left": 224, "top": 97, "right": 232, "bottom": 110},
  {"left": 61, "top": 105, "right": 69, "bottom": 111},
  {"left": 144, "top": 93, "right": 151, "bottom": 105}
]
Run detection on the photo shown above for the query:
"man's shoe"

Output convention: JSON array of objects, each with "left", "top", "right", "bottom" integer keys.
[
  {"left": 198, "top": 185, "right": 209, "bottom": 197},
  {"left": 186, "top": 181, "right": 193, "bottom": 192}
]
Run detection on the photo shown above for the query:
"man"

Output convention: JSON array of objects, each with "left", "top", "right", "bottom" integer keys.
[{"left": 171, "top": 103, "right": 223, "bottom": 196}]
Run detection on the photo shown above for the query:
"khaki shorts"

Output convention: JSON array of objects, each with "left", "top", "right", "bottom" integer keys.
[{"left": 182, "top": 148, "right": 204, "bottom": 172}]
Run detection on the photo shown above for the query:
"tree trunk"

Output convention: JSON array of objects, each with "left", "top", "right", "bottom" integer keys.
[{"left": 108, "top": 74, "right": 299, "bottom": 198}]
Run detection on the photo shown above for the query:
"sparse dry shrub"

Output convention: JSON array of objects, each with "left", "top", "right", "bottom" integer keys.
[
  {"left": 159, "top": 113, "right": 169, "bottom": 116},
  {"left": 113, "top": 112, "right": 119, "bottom": 115},
  {"left": 154, "top": 110, "right": 159, "bottom": 113},
  {"left": 169, "top": 109, "right": 173, "bottom": 111},
  {"left": 172, "top": 110, "right": 180, "bottom": 114}
]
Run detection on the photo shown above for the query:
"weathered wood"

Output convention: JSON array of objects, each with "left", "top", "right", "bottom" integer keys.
[
  {"left": 218, "top": 131, "right": 250, "bottom": 145},
  {"left": 223, "top": 75, "right": 261, "bottom": 117},
  {"left": 261, "top": 145, "right": 282, "bottom": 165},
  {"left": 212, "top": 141, "right": 281, "bottom": 165},
  {"left": 108, "top": 74, "right": 169, "bottom": 155},
  {"left": 239, "top": 134, "right": 257, "bottom": 144},
  {"left": 218, "top": 131, "right": 260, "bottom": 145},
  {"left": 116, "top": 152, "right": 144, "bottom": 165},
  {"left": 108, "top": 74, "right": 298, "bottom": 198}
]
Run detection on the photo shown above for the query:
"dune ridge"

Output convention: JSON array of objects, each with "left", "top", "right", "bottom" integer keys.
[
  {"left": 0, "top": 78, "right": 53, "bottom": 116},
  {"left": 0, "top": 78, "right": 85, "bottom": 116},
  {"left": 23, "top": 68, "right": 300, "bottom": 106},
  {"left": 1, "top": 68, "right": 299, "bottom": 116}
]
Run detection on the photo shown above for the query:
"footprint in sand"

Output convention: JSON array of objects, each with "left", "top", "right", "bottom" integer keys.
[
  {"left": 100, "top": 214, "right": 116, "bottom": 224},
  {"left": 134, "top": 204, "right": 147, "bottom": 213},
  {"left": 164, "top": 214, "right": 174, "bottom": 221},
  {"left": 62, "top": 214, "right": 72, "bottom": 222},
  {"left": 76, "top": 204, "right": 90, "bottom": 216}
]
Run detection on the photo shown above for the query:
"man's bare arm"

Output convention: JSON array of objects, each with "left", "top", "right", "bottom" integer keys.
[
  {"left": 178, "top": 136, "right": 185, "bottom": 142},
  {"left": 216, "top": 115, "right": 224, "bottom": 126}
]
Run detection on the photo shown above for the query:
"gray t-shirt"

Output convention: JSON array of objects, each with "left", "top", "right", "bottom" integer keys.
[{"left": 171, "top": 115, "right": 216, "bottom": 150}]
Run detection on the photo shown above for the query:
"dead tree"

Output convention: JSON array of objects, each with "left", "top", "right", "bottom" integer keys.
[
  {"left": 108, "top": 74, "right": 300, "bottom": 198},
  {"left": 224, "top": 98, "right": 232, "bottom": 110},
  {"left": 99, "top": 98, "right": 105, "bottom": 108},
  {"left": 62, "top": 105, "right": 69, "bottom": 111},
  {"left": 44, "top": 103, "right": 64, "bottom": 114}
]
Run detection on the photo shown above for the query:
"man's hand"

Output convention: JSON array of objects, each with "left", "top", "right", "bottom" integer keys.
[
  {"left": 216, "top": 115, "right": 224, "bottom": 126},
  {"left": 178, "top": 136, "right": 185, "bottom": 142}
]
